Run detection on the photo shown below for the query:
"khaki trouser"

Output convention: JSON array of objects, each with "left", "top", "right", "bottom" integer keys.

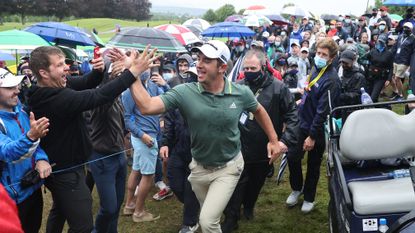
[{"left": 188, "top": 153, "right": 244, "bottom": 233}]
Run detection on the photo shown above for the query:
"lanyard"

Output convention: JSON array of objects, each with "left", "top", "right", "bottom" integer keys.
[{"left": 306, "top": 65, "right": 328, "bottom": 90}]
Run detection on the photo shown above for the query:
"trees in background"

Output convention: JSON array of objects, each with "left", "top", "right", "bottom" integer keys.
[{"left": 4, "top": 0, "right": 152, "bottom": 23}]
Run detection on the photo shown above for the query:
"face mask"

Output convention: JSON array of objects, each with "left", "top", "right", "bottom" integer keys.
[
  {"left": 336, "top": 26, "right": 342, "bottom": 30},
  {"left": 372, "top": 13, "right": 377, "bottom": 17},
  {"left": 275, "top": 42, "right": 281, "bottom": 47},
  {"left": 339, "top": 17, "right": 344, "bottom": 21},
  {"left": 376, "top": 42, "right": 385, "bottom": 52},
  {"left": 314, "top": 55, "right": 328, "bottom": 69},
  {"left": 345, "top": 19, "right": 351, "bottom": 24},
  {"left": 359, "top": 22, "right": 365, "bottom": 27},
  {"left": 140, "top": 70, "right": 150, "bottom": 82},
  {"left": 244, "top": 70, "right": 263, "bottom": 84},
  {"left": 330, "top": 25, "right": 335, "bottom": 30},
  {"left": 278, "top": 59, "right": 286, "bottom": 66},
  {"left": 281, "top": 32, "right": 286, "bottom": 36},
  {"left": 236, "top": 45, "right": 244, "bottom": 52},
  {"left": 379, "top": 25, "right": 386, "bottom": 31},
  {"left": 407, "top": 14, "right": 413, "bottom": 19},
  {"left": 404, "top": 28, "right": 412, "bottom": 35},
  {"left": 163, "top": 72, "right": 173, "bottom": 81}
]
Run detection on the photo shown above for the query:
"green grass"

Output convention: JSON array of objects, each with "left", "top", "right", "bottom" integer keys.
[
  {"left": 0, "top": 18, "right": 180, "bottom": 43},
  {"left": 40, "top": 156, "right": 330, "bottom": 233}
]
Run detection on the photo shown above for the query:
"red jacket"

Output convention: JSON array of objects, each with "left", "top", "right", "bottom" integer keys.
[{"left": 0, "top": 184, "right": 23, "bottom": 233}]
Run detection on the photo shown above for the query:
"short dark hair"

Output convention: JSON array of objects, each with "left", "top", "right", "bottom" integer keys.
[{"left": 30, "top": 46, "right": 65, "bottom": 79}]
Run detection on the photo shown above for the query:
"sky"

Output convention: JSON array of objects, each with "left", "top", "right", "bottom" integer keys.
[{"left": 151, "top": 0, "right": 376, "bottom": 16}]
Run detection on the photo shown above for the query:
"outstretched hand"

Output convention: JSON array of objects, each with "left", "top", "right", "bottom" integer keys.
[
  {"left": 27, "top": 112, "right": 49, "bottom": 141},
  {"left": 129, "top": 45, "right": 159, "bottom": 78}
]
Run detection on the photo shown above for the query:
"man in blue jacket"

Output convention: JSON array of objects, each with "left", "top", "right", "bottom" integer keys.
[
  {"left": 0, "top": 68, "right": 51, "bottom": 233},
  {"left": 286, "top": 38, "right": 340, "bottom": 213}
]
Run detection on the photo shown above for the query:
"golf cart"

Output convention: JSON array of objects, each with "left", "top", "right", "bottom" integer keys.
[{"left": 327, "top": 100, "right": 415, "bottom": 233}]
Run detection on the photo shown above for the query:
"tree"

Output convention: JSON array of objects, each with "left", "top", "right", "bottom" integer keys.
[
  {"left": 203, "top": 9, "right": 217, "bottom": 22},
  {"left": 373, "top": 0, "right": 409, "bottom": 16},
  {"left": 215, "top": 4, "right": 236, "bottom": 22},
  {"left": 237, "top": 9, "right": 245, "bottom": 15},
  {"left": 10, "top": 0, "right": 38, "bottom": 24}
]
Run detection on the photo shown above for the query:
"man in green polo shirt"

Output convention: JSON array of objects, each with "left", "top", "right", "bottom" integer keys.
[{"left": 129, "top": 41, "right": 282, "bottom": 233}]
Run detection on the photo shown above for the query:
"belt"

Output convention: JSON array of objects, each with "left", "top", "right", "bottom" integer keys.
[{"left": 200, "top": 153, "right": 242, "bottom": 171}]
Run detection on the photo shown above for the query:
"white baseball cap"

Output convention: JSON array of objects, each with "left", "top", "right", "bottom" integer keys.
[
  {"left": 404, "top": 22, "right": 414, "bottom": 30},
  {"left": 191, "top": 40, "right": 230, "bottom": 64},
  {"left": 0, "top": 68, "right": 24, "bottom": 88}
]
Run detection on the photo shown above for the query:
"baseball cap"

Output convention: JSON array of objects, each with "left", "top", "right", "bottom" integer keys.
[
  {"left": 379, "top": 20, "right": 387, "bottom": 25},
  {"left": 0, "top": 68, "right": 24, "bottom": 88},
  {"left": 184, "top": 66, "right": 198, "bottom": 76},
  {"left": 162, "top": 63, "right": 175, "bottom": 72},
  {"left": 290, "top": 41, "right": 300, "bottom": 48},
  {"left": 340, "top": 50, "right": 355, "bottom": 64},
  {"left": 380, "top": 6, "right": 388, "bottom": 12},
  {"left": 251, "top": 40, "right": 264, "bottom": 48},
  {"left": 301, "top": 47, "right": 309, "bottom": 53},
  {"left": 302, "top": 17, "right": 308, "bottom": 20},
  {"left": 332, "top": 36, "right": 340, "bottom": 42},
  {"left": 404, "top": 22, "right": 414, "bottom": 30},
  {"left": 346, "top": 37, "right": 355, "bottom": 43},
  {"left": 288, "top": 60, "right": 298, "bottom": 67},
  {"left": 191, "top": 40, "right": 230, "bottom": 64}
]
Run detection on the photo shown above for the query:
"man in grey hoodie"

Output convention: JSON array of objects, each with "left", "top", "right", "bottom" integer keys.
[{"left": 168, "top": 54, "right": 193, "bottom": 87}]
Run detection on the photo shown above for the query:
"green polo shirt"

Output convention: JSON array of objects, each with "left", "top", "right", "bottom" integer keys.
[{"left": 160, "top": 79, "right": 258, "bottom": 166}]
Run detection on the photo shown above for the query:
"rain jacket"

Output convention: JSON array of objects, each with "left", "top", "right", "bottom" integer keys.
[{"left": 0, "top": 104, "right": 48, "bottom": 204}]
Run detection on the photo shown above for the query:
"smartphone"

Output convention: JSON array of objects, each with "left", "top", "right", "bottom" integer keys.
[
  {"left": 150, "top": 66, "right": 159, "bottom": 75},
  {"left": 93, "top": 46, "right": 100, "bottom": 59}
]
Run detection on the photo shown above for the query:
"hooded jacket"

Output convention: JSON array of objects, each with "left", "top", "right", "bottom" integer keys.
[
  {"left": 27, "top": 69, "right": 137, "bottom": 171},
  {"left": 168, "top": 54, "right": 193, "bottom": 87},
  {"left": 0, "top": 104, "right": 48, "bottom": 204},
  {"left": 237, "top": 72, "right": 299, "bottom": 163},
  {"left": 339, "top": 66, "right": 365, "bottom": 106}
]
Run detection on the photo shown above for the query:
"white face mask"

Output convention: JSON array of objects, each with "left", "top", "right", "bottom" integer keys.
[
  {"left": 330, "top": 25, "right": 335, "bottom": 29},
  {"left": 163, "top": 73, "right": 173, "bottom": 81},
  {"left": 379, "top": 25, "right": 386, "bottom": 31},
  {"left": 345, "top": 19, "right": 351, "bottom": 24}
]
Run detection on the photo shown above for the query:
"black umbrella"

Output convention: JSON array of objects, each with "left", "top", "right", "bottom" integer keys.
[
  {"left": 320, "top": 14, "right": 339, "bottom": 21},
  {"left": 107, "top": 27, "right": 187, "bottom": 53}
]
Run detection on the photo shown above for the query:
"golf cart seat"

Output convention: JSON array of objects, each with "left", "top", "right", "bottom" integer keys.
[{"left": 339, "top": 109, "right": 415, "bottom": 215}]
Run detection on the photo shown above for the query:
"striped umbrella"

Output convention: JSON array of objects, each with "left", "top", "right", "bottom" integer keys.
[
  {"left": 155, "top": 24, "right": 200, "bottom": 45},
  {"left": 276, "top": 153, "right": 288, "bottom": 185},
  {"left": 183, "top": 18, "right": 211, "bottom": 31},
  {"left": 107, "top": 27, "right": 187, "bottom": 53}
]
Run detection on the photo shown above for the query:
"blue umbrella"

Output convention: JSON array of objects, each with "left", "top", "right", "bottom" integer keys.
[
  {"left": 0, "top": 52, "right": 15, "bottom": 61},
  {"left": 201, "top": 22, "right": 255, "bottom": 38},
  {"left": 383, "top": 0, "right": 415, "bottom": 6},
  {"left": 25, "top": 22, "right": 95, "bottom": 47}
]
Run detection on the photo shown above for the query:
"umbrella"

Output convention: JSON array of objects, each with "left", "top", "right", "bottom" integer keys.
[
  {"left": 106, "top": 27, "right": 187, "bottom": 53},
  {"left": 183, "top": 25, "right": 203, "bottom": 37},
  {"left": 82, "top": 30, "right": 105, "bottom": 47},
  {"left": 384, "top": 0, "right": 415, "bottom": 6},
  {"left": 155, "top": 24, "right": 200, "bottom": 45},
  {"left": 183, "top": 18, "right": 211, "bottom": 31},
  {"left": 276, "top": 153, "right": 288, "bottom": 185},
  {"left": 201, "top": 22, "right": 255, "bottom": 38},
  {"left": 281, "top": 5, "right": 309, "bottom": 18},
  {"left": 243, "top": 5, "right": 270, "bottom": 15},
  {"left": 320, "top": 14, "right": 339, "bottom": 21},
  {"left": 389, "top": 14, "right": 404, "bottom": 21},
  {"left": 0, "top": 52, "right": 15, "bottom": 61},
  {"left": 25, "top": 22, "right": 95, "bottom": 47},
  {"left": 0, "top": 29, "right": 50, "bottom": 50},
  {"left": 225, "top": 15, "right": 244, "bottom": 23},
  {"left": 266, "top": 14, "right": 289, "bottom": 25},
  {"left": 242, "top": 15, "right": 273, "bottom": 27}
]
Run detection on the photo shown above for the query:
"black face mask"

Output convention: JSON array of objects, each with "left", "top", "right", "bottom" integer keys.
[
  {"left": 244, "top": 70, "right": 263, "bottom": 85},
  {"left": 372, "top": 13, "right": 377, "bottom": 17},
  {"left": 336, "top": 26, "right": 342, "bottom": 30},
  {"left": 404, "top": 28, "right": 412, "bottom": 35},
  {"left": 407, "top": 14, "right": 413, "bottom": 19}
]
